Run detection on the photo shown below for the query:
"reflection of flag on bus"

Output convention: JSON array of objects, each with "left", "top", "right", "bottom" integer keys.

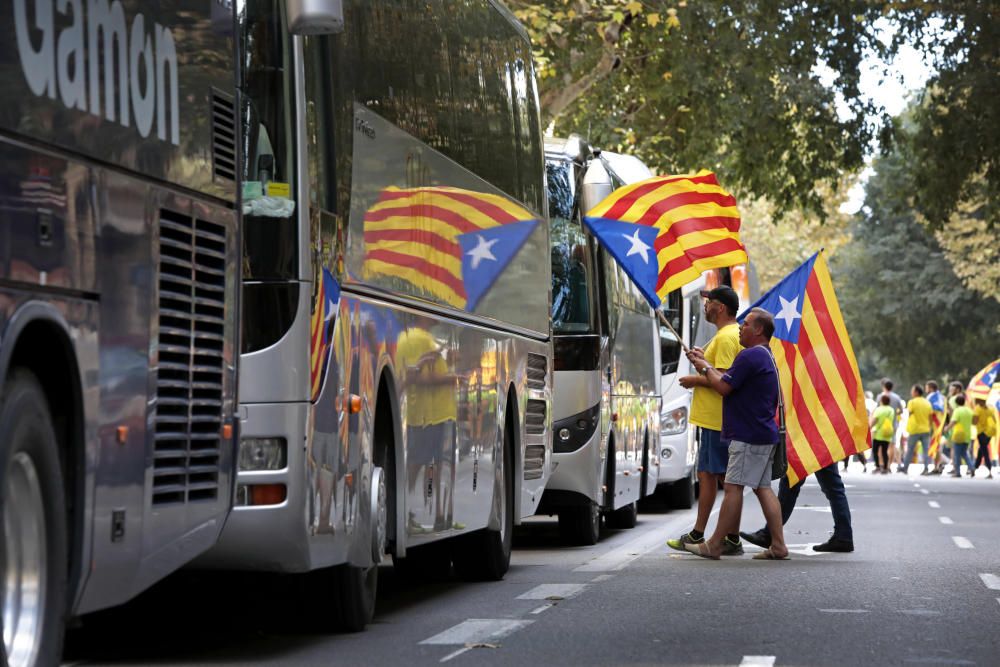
[
  {"left": 362, "top": 186, "right": 539, "bottom": 311},
  {"left": 310, "top": 267, "right": 340, "bottom": 401},
  {"left": 581, "top": 170, "right": 747, "bottom": 307},
  {"left": 741, "top": 251, "right": 870, "bottom": 486}
]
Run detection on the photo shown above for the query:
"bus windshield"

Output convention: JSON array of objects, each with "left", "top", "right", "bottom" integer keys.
[
  {"left": 548, "top": 160, "right": 594, "bottom": 334},
  {"left": 239, "top": 0, "right": 299, "bottom": 351}
]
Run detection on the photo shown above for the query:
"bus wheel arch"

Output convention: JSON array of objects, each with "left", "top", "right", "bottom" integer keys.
[{"left": 452, "top": 385, "right": 516, "bottom": 580}]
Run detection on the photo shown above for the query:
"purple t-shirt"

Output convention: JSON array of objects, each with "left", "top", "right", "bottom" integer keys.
[{"left": 721, "top": 346, "right": 779, "bottom": 444}]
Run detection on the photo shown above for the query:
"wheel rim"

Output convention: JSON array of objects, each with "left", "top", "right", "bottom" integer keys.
[{"left": 3, "top": 452, "right": 48, "bottom": 667}]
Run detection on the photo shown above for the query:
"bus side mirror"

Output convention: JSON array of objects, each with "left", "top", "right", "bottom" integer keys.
[{"left": 286, "top": 0, "right": 344, "bottom": 35}]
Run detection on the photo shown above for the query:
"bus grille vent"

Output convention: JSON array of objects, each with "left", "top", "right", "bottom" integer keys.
[
  {"left": 526, "top": 353, "right": 547, "bottom": 390},
  {"left": 211, "top": 89, "right": 237, "bottom": 183},
  {"left": 525, "top": 398, "right": 546, "bottom": 436},
  {"left": 153, "top": 209, "right": 227, "bottom": 505},
  {"left": 523, "top": 445, "right": 546, "bottom": 480}
]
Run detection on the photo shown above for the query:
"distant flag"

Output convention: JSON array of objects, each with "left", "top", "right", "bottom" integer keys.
[
  {"left": 362, "top": 186, "right": 539, "bottom": 311},
  {"left": 740, "top": 251, "right": 870, "bottom": 486},
  {"left": 310, "top": 267, "right": 340, "bottom": 401},
  {"left": 967, "top": 357, "right": 1000, "bottom": 402},
  {"left": 582, "top": 170, "right": 747, "bottom": 307},
  {"left": 927, "top": 412, "right": 947, "bottom": 461}
]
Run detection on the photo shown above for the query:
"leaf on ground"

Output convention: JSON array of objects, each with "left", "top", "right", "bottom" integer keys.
[
  {"left": 545, "top": 595, "right": 564, "bottom": 601},
  {"left": 465, "top": 642, "right": 501, "bottom": 650}
]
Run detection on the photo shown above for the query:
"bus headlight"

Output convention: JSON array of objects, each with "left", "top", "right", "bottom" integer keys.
[
  {"left": 239, "top": 437, "right": 287, "bottom": 471},
  {"left": 661, "top": 406, "right": 688, "bottom": 435}
]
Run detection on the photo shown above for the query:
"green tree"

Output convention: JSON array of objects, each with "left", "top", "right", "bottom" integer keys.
[{"left": 831, "top": 148, "right": 1000, "bottom": 390}]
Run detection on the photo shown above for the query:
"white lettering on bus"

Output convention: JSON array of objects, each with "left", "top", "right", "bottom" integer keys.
[{"left": 13, "top": 0, "right": 180, "bottom": 145}]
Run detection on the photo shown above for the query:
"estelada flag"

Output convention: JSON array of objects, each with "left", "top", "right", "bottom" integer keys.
[
  {"left": 362, "top": 186, "right": 539, "bottom": 311},
  {"left": 967, "top": 357, "right": 1000, "bottom": 402},
  {"left": 581, "top": 170, "right": 747, "bottom": 307},
  {"left": 741, "top": 251, "right": 870, "bottom": 486}
]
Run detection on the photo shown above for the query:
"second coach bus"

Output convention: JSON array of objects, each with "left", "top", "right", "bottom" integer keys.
[
  {"left": 540, "top": 137, "right": 661, "bottom": 545},
  {"left": 195, "top": 0, "right": 553, "bottom": 630}
]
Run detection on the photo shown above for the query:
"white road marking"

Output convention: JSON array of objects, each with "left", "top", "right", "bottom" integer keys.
[
  {"left": 898, "top": 609, "right": 941, "bottom": 616},
  {"left": 920, "top": 489, "right": 929, "bottom": 495},
  {"left": 574, "top": 515, "right": 694, "bottom": 572},
  {"left": 530, "top": 604, "right": 553, "bottom": 615},
  {"left": 938, "top": 516, "right": 953, "bottom": 525},
  {"left": 928, "top": 501, "right": 941, "bottom": 508},
  {"left": 979, "top": 573, "right": 1000, "bottom": 590},
  {"left": 951, "top": 536, "right": 974, "bottom": 549},
  {"left": 440, "top": 647, "right": 472, "bottom": 663},
  {"left": 740, "top": 657, "right": 776, "bottom": 666},
  {"left": 818, "top": 608, "right": 869, "bottom": 613},
  {"left": 591, "top": 574, "right": 615, "bottom": 582},
  {"left": 517, "top": 583, "right": 587, "bottom": 600},
  {"left": 420, "top": 619, "right": 533, "bottom": 645}
]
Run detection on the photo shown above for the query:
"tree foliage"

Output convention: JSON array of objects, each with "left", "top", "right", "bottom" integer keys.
[
  {"left": 831, "top": 148, "right": 1000, "bottom": 391},
  {"left": 512, "top": 1, "right": 996, "bottom": 226}
]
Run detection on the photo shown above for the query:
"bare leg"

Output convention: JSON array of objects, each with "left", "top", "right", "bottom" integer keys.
[
  {"left": 704, "top": 483, "right": 744, "bottom": 557},
  {"left": 693, "top": 471, "right": 720, "bottom": 533},
  {"left": 754, "top": 486, "right": 788, "bottom": 557}
]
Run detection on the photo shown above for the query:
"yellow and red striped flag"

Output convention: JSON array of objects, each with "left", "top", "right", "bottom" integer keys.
[
  {"left": 581, "top": 170, "right": 747, "bottom": 307},
  {"left": 362, "top": 186, "right": 539, "bottom": 311},
  {"left": 743, "top": 251, "right": 870, "bottom": 486}
]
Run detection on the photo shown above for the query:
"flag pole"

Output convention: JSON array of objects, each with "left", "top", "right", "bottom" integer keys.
[{"left": 656, "top": 309, "right": 691, "bottom": 355}]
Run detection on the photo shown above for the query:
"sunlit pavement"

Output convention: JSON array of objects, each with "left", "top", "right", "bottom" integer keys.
[{"left": 65, "top": 462, "right": 1000, "bottom": 666}]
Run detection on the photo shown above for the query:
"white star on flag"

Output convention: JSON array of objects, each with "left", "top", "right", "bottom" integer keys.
[
  {"left": 622, "top": 229, "right": 651, "bottom": 264},
  {"left": 467, "top": 234, "right": 499, "bottom": 270},
  {"left": 775, "top": 295, "right": 802, "bottom": 331},
  {"left": 325, "top": 297, "right": 336, "bottom": 322}
]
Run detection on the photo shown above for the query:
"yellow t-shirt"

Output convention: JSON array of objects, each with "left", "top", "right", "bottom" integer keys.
[
  {"left": 689, "top": 323, "right": 741, "bottom": 431},
  {"left": 906, "top": 397, "right": 932, "bottom": 435},
  {"left": 396, "top": 328, "right": 457, "bottom": 425},
  {"left": 974, "top": 405, "right": 997, "bottom": 437}
]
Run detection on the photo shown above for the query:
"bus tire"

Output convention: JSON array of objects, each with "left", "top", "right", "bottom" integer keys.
[
  {"left": 605, "top": 500, "right": 638, "bottom": 529},
  {"left": 557, "top": 500, "right": 601, "bottom": 546},
  {"left": 453, "top": 418, "right": 513, "bottom": 581},
  {"left": 1, "top": 369, "right": 68, "bottom": 667},
  {"left": 669, "top": 469, "right": 696, "bottom": 510},
  {"left": 333, "top": 562, "right": 377, "bottom": 632}
]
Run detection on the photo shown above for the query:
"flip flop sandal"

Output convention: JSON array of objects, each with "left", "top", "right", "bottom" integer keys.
[
  {"left": 683, "top": 542, "right": 720, "bottom": 560},
  {"left": 752, "top": 548, "right": 790, "bottom": 560}
]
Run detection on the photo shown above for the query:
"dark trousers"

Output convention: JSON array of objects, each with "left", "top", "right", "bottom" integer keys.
[
  {"left": 872, "top": 440, "right": 890, "bottom": 469},
  {"left": 762, "top": 462, "right": 853, "bottom": 541},
  {"left": 974, "top": 433, "right": 992, "bottom": 470}
]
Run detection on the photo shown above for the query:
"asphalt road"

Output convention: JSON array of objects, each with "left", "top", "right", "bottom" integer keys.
[{"left": 64, "top": 464, "right": 1000, "bottom": 666}]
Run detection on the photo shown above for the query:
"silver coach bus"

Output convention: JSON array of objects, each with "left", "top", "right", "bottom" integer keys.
[
  {"left": 195, "top": 0, "right": 552, "bottom": 631},
  {"left": 0, "top": 1, "right": 240, "bottom": 664},
  {"left": 540, "top": 137, "right": 660, "bottom": 545}
]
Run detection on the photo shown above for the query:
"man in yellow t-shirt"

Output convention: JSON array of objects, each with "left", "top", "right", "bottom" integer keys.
[
  {"left": 899, "top": 384, "right": 933, "bottom": 475},
  {"left": 972, "top": 398, "right": 996, "bottom": 478},
  {"left": 667, "top": 286, "right": 743, "bottom": 555}
]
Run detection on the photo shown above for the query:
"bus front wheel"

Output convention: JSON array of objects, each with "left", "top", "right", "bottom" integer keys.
[{"left": 1, "top": 369, "right": 68, "bottom": 667}]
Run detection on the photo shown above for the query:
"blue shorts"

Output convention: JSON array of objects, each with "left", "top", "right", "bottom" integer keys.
[{"left": 696, "top": 427, "right": 730, "bottom": 475}]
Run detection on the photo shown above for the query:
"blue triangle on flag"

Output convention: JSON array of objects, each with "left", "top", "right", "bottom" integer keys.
[
  {"left": 459, "top": 218, "right": 539, "bottom": 311},
  {"left": 581, "top": 216, "right": 661, "bottom": 308},
  {"left": 738, "top": 252, "right": 818, "bottom": 344}
]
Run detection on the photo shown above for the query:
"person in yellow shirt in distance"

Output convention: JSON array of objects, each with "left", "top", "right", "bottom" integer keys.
[
  {"left": 667, "top": 286, "right": 744, "bottom": 555},
  {"left": 945, "top": 394, "right": 975, "bottom": 477},
  {"left": 899, "top": 384, "right": 933, "bottom": 475},
  {"left": 972, "top": 398, "right": 996, "bottom": 478},
  {"left": 869, "top": 394, "right": 896, "bottom": 474}
]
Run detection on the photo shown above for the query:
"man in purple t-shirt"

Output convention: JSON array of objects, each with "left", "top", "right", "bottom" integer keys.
[{"left": 682, "top": 307, "right": 789, "bottom": 560}]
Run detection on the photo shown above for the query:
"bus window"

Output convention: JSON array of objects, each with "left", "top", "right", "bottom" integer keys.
[
  {"left": 240, "top": 0, "right": 299, "bottom": 352},
  {"left": 659, "top": 289, "right": 683, "bottom": 375},
  {"left": 549, "top": 161, "right": 594, "bottom": 333}
]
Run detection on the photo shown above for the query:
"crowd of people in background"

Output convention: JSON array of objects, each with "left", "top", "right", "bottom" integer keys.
[{"left": 853, "top": 378, "right": 998, "bottom": 478}]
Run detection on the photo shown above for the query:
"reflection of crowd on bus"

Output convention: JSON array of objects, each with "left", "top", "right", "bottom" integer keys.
[{"left": 859, "top": 378, "right": 998, "bottom": 478}]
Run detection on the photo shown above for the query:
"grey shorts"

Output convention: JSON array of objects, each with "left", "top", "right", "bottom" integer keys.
[{"left": 725, "top": 440, "right": 777, "bottom": 489}]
